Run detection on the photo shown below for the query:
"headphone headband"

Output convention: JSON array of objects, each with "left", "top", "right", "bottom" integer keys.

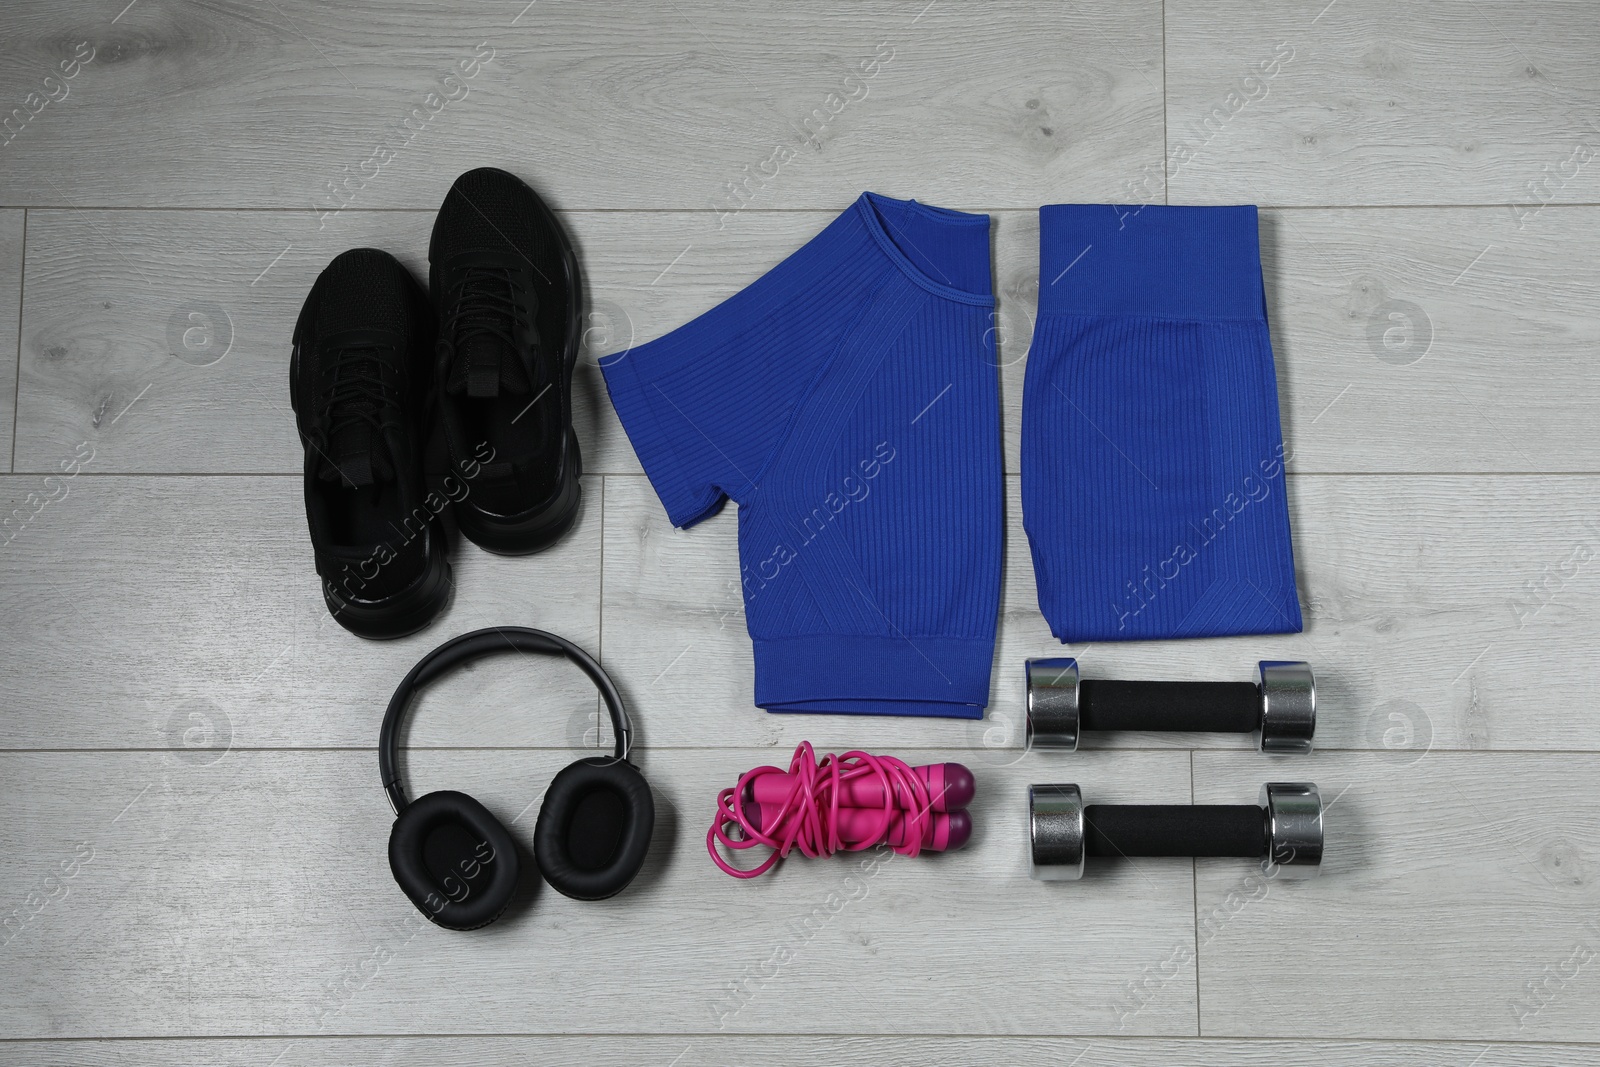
[{"left": 378, "top": 626, "right": 632, "bottom": 815}]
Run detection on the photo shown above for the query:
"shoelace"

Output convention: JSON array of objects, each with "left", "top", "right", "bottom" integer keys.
[
  {"left": 707, "top": 741, "right": 936, "bottom": 879},
  {"left": 315, "top": 342, "right": 400, "bottom": 484},
  {"left": 439, "top": 266, "right": 537, "bottom": 384}
]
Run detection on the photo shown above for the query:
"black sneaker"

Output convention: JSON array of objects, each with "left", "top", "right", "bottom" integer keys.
[
  {"left": 290, "top": 248, "right": 452, "bottom": 639},
  {"left": 429, "top": 167, "right": 582, "bottom": 554}
]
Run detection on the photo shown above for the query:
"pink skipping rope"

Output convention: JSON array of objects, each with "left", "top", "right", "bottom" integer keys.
[{"left": 707, "top": 741, "right": 973, "bottom": 879}]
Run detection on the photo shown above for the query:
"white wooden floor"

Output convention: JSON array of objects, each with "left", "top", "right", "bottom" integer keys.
[{"left": 3, "top": 1, "right": 1599, "bottom": 1063}]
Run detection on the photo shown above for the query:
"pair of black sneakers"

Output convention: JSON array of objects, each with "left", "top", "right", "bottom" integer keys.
[{"left": 290, "top": 168, "right": 582, "bottom": 639}]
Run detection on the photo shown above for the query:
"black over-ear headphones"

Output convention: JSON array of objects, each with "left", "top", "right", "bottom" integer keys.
[{"left": 379, "top": 627, "right": 655, "bottom": 931}]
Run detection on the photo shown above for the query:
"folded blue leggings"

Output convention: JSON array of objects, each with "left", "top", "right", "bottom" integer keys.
[{"left": 1021, "top": 204, "right": 1303, "bottom": 642}]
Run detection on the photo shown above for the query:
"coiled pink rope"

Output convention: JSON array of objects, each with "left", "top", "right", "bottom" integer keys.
[{"left": 707, "top": 741, "right": 934, "bottom": 878}]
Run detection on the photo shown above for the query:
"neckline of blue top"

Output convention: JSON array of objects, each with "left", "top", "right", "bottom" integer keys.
[{"left": 855, "top": 192, "right": 996, "bottom": 307}]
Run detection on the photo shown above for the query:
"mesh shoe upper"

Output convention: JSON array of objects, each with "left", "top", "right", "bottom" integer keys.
[
  {"left": 430, "top": 168, "right": 574, "bottom": 518},
  {"left": 293, "top": 248, "right": 437, "bottom": 603}
]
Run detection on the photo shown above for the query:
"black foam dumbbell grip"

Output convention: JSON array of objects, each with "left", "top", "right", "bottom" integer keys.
[
  {"left": 1078, "top": 680, "right": 1260, "bottom": 734},
  {"left": 1083, "top": 804, "right": 1268, "bottom": 858}
]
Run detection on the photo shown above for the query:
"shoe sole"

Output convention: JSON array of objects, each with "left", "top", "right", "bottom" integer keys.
[
  {"left": 323, "top": 532, "right": 454, "bottom": 640},
  {"left": 440, "top": 170, "right": 585, "bottom": 556},
  {"left": 453, "top": 430, "right": 582, "bottom": 555}
]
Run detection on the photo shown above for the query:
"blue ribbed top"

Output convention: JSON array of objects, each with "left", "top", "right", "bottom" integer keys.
[{"left": 602, "top": 192, "right": 1002, "bottom": 718}]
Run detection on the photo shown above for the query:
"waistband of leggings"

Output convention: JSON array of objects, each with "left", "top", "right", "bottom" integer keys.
[{"left": 1038, "top": 203, "right": 1266, "bottom": 321}]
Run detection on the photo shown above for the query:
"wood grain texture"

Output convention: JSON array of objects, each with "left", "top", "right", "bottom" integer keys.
[
  {"left": 4, "top": 0, "right": 1600, "bottom": 1055},
  {"left": 1193, "top": 750, "right": 1600, "bottom": 1041},
  {"left": 0, "top": 0, "right": 1163, "bottom": 211},
  {"left": 4, "top": 1036, "right": 1599, "bottom": 1066},
  {"left": 0, "top": 210, "right": 21, "bottom": 471},
  {"left": 1164, "top": 0, "right": 1600, "bottom": 206},
  {"left": 605, "top": 471, "right": 1600, "bottom": 755},
  {"left": 16, "top": 205, "right": 1599, "bottom": 477},
  {"left": 12, "top": 206, "right": 836, "bottom": 477},
  {"left": 1257, "top": 205, "right": 1600, "bottom": 473},
  {"left": 0, "top": 474, "right": 602, "bottom": 750},
  {"left": 0, "top": 747, "right": 1197, "bottom": 1039},
  {"left": 1000, "top": 204, "right": 1600, "bottom": 475},
  {"left": 13, "top": 207, "right": 501, "bottom": 476}
]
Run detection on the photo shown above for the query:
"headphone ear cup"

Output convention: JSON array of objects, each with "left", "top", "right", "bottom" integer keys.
[
  {"left": 534, "top": 757, "right": 655, "bottom": 901},
  {"left": 388, "top": 790, "right": 520, "bottom": 931}
]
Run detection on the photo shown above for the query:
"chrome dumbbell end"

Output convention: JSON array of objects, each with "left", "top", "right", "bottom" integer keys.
[
  {"left": 1025, "top": 658, "right": 1081, "bottom": 752},
  {"left": 1027, "top": 783, "right": 1085, "bottom": 881},
  {"left": 1257, "top": 661, "right": 1316, "bottom": 754},
  {"left": 1260, "top": 781, "right": 1323, "bottom": 879}
]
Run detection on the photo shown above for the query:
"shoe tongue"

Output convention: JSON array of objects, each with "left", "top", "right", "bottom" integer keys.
[
  {"left": 318, "top": 419, "right": 396, "bottom": 488},
  {"left": 447, "top": 335, "right": 533, "bottom": 398}
]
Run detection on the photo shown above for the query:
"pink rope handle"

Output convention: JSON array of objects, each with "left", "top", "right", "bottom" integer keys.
[{"left": 707, "top": 741, "right": 936, "bottom": 878}]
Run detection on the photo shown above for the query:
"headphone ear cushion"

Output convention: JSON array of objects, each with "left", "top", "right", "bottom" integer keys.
[
  {"left": 389, "top": 790, "right": 520, "bottom": 931},
  {"left": 534, "top": 757, "right": 655, "bottom": 901}
]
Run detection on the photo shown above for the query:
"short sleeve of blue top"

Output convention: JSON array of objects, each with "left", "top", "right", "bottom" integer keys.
[{"left": 601, "top": 192, "right": 1002, "bottom": 719}]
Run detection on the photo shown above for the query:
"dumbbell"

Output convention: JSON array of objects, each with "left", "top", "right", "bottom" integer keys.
[
  {"left": 1028, "top": 782, "right": 1323, "bottom": 881},
  {"left": 1026, "top": 659, "right": 1315, "bottom": 754}
]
